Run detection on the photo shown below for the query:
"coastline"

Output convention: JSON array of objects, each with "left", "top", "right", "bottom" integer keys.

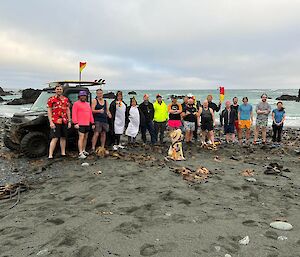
[{"left": 0, "top": 116, "right": 299, "bottom": 256}]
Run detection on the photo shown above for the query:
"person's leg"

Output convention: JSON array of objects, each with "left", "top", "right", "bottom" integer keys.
[
  {"left": 262, "top": 127, "right": 267, "bottom": 143},
  {"left": 238, "top": 125, "right": 243, "bottom": 144},
  {"left": 231, "top": 133, "right": 235, "bottom": 142},
  {"left": 92, "top": 131, "right": 99, "bottom": 150},
  {"left": 160, "top": 121, "right": 166, "bottom": 143},
  {"left": 48, "top": 138, "right": 58, "bottom": 158},
  {"left": 185, "top": 130, "right": 189, "bottom": 142},
  {"left": 148, "top": 121, "right": 156, "bottom": 144},
  {"left": 277, "top": 125, "right": 283, "bottom": 142},
  {"left": 246, "top": 128, "right": 251, "bottom": 144},
  {"left": 115, "top": 134, "right": 121, "bottom": 145},
  {"left": 201, "top": 130, "right": 207, "bottom": 144},
  {"left": 141, "top": 126, "right": 147, "bottom": 143},
  {"left": 59, "top": 137, "right": 66, "bottom": 155},
  {"left": 78, "top": 132, "right": 85, "bottom": 153},
  {"left": 209, "top": 130, "right": 215, "bottom": 145},
  {"left": 154, "top": 122, "right": 159, "bottom": 143},
  {"left": 272, "top": 125, "right": 277, "bottom": 142},
  {"left": 83, "top": 132, "right": 89, "bottom": 152},
  {"left": 225, "top": 133, "right": 229, "bottom": 143},
  {"left": 254, "top": 126, "right": 259, "bottom": 142},
  {"left": 100, "top": 131, "right": 106, "bottom": 148},
  {"left": 193, "top": 121, "right": 198, "bottom": 140}
]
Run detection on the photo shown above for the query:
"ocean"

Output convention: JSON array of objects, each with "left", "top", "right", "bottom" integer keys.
[{"left": 1, "top": 88, "right": 300, "bottom": 127}]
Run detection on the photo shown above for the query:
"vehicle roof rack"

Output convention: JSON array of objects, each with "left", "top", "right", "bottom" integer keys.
[{"left": 48, "top": 80, "right": 106, "bottom": 88}]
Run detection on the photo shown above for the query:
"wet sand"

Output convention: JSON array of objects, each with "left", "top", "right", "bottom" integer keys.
[{"left": 0, "top": 122, "right": 300, "bottom": 257}]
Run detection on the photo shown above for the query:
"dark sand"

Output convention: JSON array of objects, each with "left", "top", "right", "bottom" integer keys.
[{"left": 0, "top": 120, "right": 300, "bottom": 257}]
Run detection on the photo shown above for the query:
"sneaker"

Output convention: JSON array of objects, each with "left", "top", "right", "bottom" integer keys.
[
  {"left": 118, "top": 144, "right": 125, "bottom": 149},
  {"left": 83, "top": 150, "right": 89, "bottom": 156},
  {"left": 78, "top": 153, "right": 87, "bottom": 159},
  {"left": 113, "top": 145, "right": 118, "bottom": 151}
]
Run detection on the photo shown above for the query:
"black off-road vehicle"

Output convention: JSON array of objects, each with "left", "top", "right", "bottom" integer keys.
[{"left": 4, "top": 80, "right": 105, "bottom": 158}]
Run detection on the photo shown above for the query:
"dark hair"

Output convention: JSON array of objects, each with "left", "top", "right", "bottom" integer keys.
[
  {"left": 242, "top": 97, "right": 248, "bottom": 101},
  {"left": 130, "top": 97, "right": 138, "bottom": 106},
  {"left": 276, "top": 101, "right": 285, "bottom": 111},
  {"left": 115, "top": 90, "right": 123, "bottom": 100},
  {"left": 55, "top": 84, "right": 63, "bottom": 90},
  {"left": 261, "top": 93, "right": 268, "bottom": 98},
  {"left": 233, "top": 96, "right": 238, "bottom": 101},
  {"left": 96, "top": 88, "right": 103, "bottom": 92}
]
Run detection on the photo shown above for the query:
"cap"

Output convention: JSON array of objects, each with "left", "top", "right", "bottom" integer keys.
[
  {"left": 79, "top": 90, "right": 88, "bottom": 96},
  {"left": 187, "top": 93, "right": 193, "bottom": 98},
  {"left": 156, "top": 94, "right": 162, "bottom": 98}
]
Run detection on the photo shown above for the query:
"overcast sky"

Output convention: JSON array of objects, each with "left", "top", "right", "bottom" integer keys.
[{"left": 1, "top": 0, "right": 300, "bottom": 89}]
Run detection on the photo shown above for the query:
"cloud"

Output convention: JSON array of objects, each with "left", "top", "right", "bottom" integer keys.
[{"left": 0, "top": 0, "right": 300, "bottom": 89}]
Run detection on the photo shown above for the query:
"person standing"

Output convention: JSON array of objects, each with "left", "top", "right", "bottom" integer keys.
[
  {"left": 72, "top": 91, "right": 95, "bottom": 159},
  {"left": 181, "top": 95, "right": 189, "bottom": 110},
  {"left": 153, "top": 94, "right": 168, "bottom": 144},
  {"left": 192, "top": 96, "right": 201, "bottom": 141},
  {"left": 238, "top": 97, "right": 253, "bottom": 145},
  {"left": 168, "top": 96, "right": 182, "bottom": 130},
  {"left": 231, "top": 97, "right": 240, "bottom": 135},
  {"left": 220, "top": 100, "right": 236, "bottom": 143},
  {"left": 91, "top": 89, "right": 111, "bottom": 151},
  {"left": 139, "top": 94, "right": 156, "bottom": 144},
  {"left": 109, "top": 91, "right": 127, "bottom": 150},
  {"left": 198, "top": 100, "right": 215, "bottom": 145},
  {"left": 272, "top": 101, "right": 286, "bottom": 143},
  {"left": 47, "top": 84, "right": 71, "bottom": 159},
  {"left": 125, "top": 97, "right": 144, "bottom": 144},
  {"left": 207, "top": 95, "right": 221, "bottom": 112},
  {"left": 182, "top": 97, "right": 198, "bottom": 143},
  {"left": 254, "top": 94, "right": 271, "bottom": 144}
]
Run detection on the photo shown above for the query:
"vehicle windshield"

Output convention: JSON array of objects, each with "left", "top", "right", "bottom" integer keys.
[{"left": 30, "top": 91, "right": 53, "bottom": 112}]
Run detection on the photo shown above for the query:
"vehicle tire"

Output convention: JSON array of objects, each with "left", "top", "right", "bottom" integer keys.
[
  {"left": 4, "top": 135, "right": 20, "bottom": 151},
  {"left": 21, "top": 132, "right": 48, "bottom": 158}
]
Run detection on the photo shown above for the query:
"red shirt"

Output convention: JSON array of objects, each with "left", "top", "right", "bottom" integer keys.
[{"left": 47, "top": 95, "right": 69, "bottom": 124}]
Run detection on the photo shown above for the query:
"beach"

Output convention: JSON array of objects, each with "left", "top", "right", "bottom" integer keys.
[{"left": 0, "top": 117, "right": 299, "bottom": 257}]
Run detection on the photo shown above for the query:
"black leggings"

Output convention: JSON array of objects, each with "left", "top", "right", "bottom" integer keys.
[
  {"left": 272, "top": 124, "right": 283, "bottom": 142},
  {"left": 115, "top": 134, "right": 121, "bottom": 145}
]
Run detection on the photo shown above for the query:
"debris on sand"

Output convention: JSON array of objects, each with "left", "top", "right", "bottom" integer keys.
[
  {"left": 95, "top": 147, "right": 109, "bottom": 158},
  {"left": 94, "top": 170, "right": 102, "bottom": 175},
  {"left": 110, "top": 152, "right": 156, "bottom": 164},
  {"left": 240, "top": 169, "right": 254, "bottom": 177},
  {"left": 214, "top": 156, "right": 221, "bottom": 162},
  {"left": 264, "top": 163, "right": 283, "bottom": 175},
  {"left": 170, "top": 166, "right": 211, "bottom": 183},
  {"left": 0, "top": 182, "right": 29, "bottom": 200},
  {"left": 239, "top": 235, "right": 250, "bottom": 245},
  {"left": 81, "top": 162, "right": 89, "bottom": 167}
]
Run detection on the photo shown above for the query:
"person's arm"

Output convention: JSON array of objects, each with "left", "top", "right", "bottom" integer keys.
[
  {"left": 198, "top": 107, "right": 202, "bottom": 125},
  {"left": 92, "top": 99, "right": 100, "bottom": 113},
  {"left": 66, "top": 104, "right": 71, "bottom": 128},
  {"left": 106, "top": 100, "right": 112, "bottom": 118},
  {"left": 272, "top": 111, "right": 276, "bottom": 124},
  {"left": 177, "top": 104, "right": 182, "bottom": 114},
  {"left": 72, "top": 102, "right": 79, "bottom": 129},
  {"left": 90, "top": 106, "right": 95, "bottom": 125},
  {"left": 280, "top": 112, "right": 286, "bottom": 125},
  {"left": 266, "top": 104, "right": 271, "bottom": 114},
  {"left": 47, "top": 107, "right": 55, "bottom": 129},
  {"left": 220, "top": 110, "right": 224, "bottom": 126},
  {"left": 165, "top": 103, "right": 169, "bottom": 120},
  {"left": 216, "top": 102, "right": 221, "bottom": 112},
  {"left": 168, "top": 104, "right": 173, "bottom": 114},
  {"left": 210, "top": 108, "right": 215, "bottom": 126}
]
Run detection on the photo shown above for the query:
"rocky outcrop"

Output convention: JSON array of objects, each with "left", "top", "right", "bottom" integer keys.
[
  {"left": 7, "top": 88, "right": 42, "bottom": 105},
  {"left": 103, "top": 91, "right": 116, "bottom": 99},
  {"left": 0, "top": 87, "right": 13, "bottom": 96},
  {"left": 275, "top": 95, "right": 299, "bottom": 101}
]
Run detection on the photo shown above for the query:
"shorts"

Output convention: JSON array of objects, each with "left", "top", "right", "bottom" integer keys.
[
  {"left": 234, "top": 120, "right": 240, "bottom": 131},
  {"left": 239, "top": 120, "right": 251, "bottom": 129},
  {"left": 168, "top": 120, "right": 182, "bottom": 129},
  {"left": 201, "top": 122, "right": 213, "bottom": 131},
  {"left": 224, "top": 124, "right": 234, "bottom": 134},
  {"left": 50, "top": 124, "right": 68, "bottom": 139},
  {"left": 183, "top": 121, "right": 195, "bottom": 131},
  {"left": 256, "top": 119, "right": 268, "bottom": 127},
  {"left": 78, "top": 125, "right": 91, "bottom": 134},
  {"left": 95, "top": 121, "right": 109, "bottom": 133}
]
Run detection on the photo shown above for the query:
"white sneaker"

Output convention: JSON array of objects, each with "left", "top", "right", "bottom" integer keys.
[
  {"left": 78, "top": 153, "right": 87, "bottom": 159},
  {"left": 118, "top": 144, "right": 125, "bottom": 149},
  {"left": 113, "top": 145, "right": 118, "bottom": 151},
  {"left": 83, "top": 150, "right": 89, "bottom": 156}
]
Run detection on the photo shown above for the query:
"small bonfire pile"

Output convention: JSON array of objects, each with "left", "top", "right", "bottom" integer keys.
[
  {"left": 170, "top": 166, "right": 211, "bottom": 183},
  {"left": 0, "top": 182, "right": 29, "bottom": 200}
]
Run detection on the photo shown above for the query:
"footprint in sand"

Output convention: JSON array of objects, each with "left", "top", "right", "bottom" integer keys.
[{"left": 140, "top": 242, "right": 177, "bottom": 256}]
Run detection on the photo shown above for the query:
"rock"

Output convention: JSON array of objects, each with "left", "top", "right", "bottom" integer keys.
[
  {"left": 239, "top": 235, "right": 250, "bottom": 245},
  {"left": 225, "top": 254, "right": 232, "bottom": 257},
  {"left": 81, "top": 162, "right": 89, "bottom": 167},
  {"left": 275, "top": 94, "right": 298, "bottom": 101},
  {"left": 230, "top": 155, "right": 240, "bottom": 161},
  {"left": 246, "top": 178, "right": 257, "bottom": 182},
  {"left": 277, "top": 236, "right": 288, "bottom": 241},
  {"left": 0, "top": 86, "right": 13, "bottom": 96},
  {"left": 103, "top": 91, "right": 116, "bottom": 99},
  {"left": 36, "top": 249, "right": 49, "bottom": 256},
  {"left": 270, "top": 221, "right": 293, "bottom": 231},
  {"left": 7, "top": 88, "right": 42, "bottom": 105},
  {"left": 128, "top": 91, "right": 137, "bottom": 95},
  {"left": 214, "top": 246, "right": 221, "bottom": 252}
]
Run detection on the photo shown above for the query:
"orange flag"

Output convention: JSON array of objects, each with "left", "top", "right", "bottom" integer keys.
[
  {"left": 79, "top": 62, "right": 87, "bottom": 72},
  {"left": 219, "top": 86, "right": 225, "bottom": 102}
]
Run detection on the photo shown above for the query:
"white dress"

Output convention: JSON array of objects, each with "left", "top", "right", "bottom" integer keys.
[
  {"left": 114, "top": 101, "right": 126, "bottom": 134},
  {"left": 125, "top": 106, "right": 140, "bottom": 137}
]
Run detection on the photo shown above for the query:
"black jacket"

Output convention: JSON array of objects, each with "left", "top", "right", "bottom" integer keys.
[
  {"left": 220, "top": 108, "right": 236, "bottom": 126},
  {"left": 125, "top": 106, "right": 146, "bottom": 128},
  {"left": 139, "top": 101, "right": 154, "bottom": 123},
  {"left": 208, "top": 101, "right": 221, "bottom": 112}
]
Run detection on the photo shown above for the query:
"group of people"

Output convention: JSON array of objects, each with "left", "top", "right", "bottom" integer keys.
[{"left": 47, "top": 84, "right": 286, "bottom": 159}]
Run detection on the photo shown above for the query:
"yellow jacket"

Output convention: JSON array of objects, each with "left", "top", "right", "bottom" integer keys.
[{"left": 153, "top": 100, "right": 168, "bottom": 122}]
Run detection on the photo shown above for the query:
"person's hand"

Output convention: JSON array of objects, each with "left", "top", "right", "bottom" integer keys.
[
  {"left": 219, "top": 101, "right": 222, "bottom": 105},
  {"left": 186, "top": 111, "right": 190, "bottom": 115},
  {"left": 50, "top": 121, "right": 56, "bottom": 129},
  {"left": 99, "top": 109, "right": 104, "bottom": 113},
  {"left": 92, "top": 124, "right": 95, "bottom": 130},
  {"left": 108, "top": 113, "right": 112, "bottom": 119},
  {"left": 74, "top": 124, "right": 79, "bottom": 129},
  {"left": 68, "top": 121, "right": 71, "bottom": 129},
  {"left": 213, "top": 122, "right": 216, "bottom": 127}
]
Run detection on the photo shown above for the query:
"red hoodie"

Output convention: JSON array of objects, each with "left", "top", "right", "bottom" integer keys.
[{"left": 72, "top": 101, "right": 94, "bottom": 126}]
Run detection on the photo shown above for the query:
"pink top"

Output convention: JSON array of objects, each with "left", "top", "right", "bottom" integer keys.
[{"left": 72, "top": 101, "right": 94, "bottom": 126}]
